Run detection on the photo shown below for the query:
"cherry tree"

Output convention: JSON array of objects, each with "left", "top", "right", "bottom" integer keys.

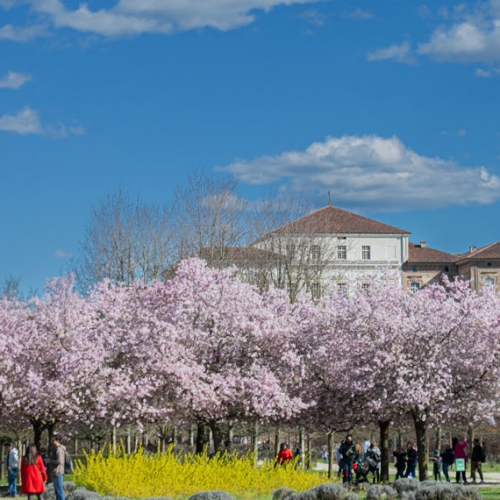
[
  {"left": 4, "top": 276, "right": 108, "bottom": 445},
  {"left": 146, "top": 258, "right": 306, "bottom": 453}
]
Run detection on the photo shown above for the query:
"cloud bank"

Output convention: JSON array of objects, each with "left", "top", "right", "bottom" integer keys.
[
  {"left": 219, "top": 135, "right": 500, "bottom": 212},
  {"left": 0, "top": 0, "right": 317, "bottom": 39}
]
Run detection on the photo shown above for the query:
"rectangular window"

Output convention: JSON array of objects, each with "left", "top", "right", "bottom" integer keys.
[
  {"left": 311, "top": 245, "right": 321, "bottom": 261},
  {"left": 337, "top": 283, "right": 347, "bottom": 297},
  {"left": 311, "top": 282, "right": 320, "bottom": 298},
  {"left": 485, "top": 277, "right": 495, "bottom": 287},
  {"left": 362, "top": 245, "right": 371, "bottom": 260},
  {"left": 409, "top": 281, "right": 421, "bottom": 293},
  {"left": 337, "top": 245, "right": 347, "bottom": 260}
]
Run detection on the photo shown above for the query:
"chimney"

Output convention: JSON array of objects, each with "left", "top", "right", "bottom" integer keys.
[
  {"left": 420, "top": 241, "right": 427, "bottom": 248},
  {"left": 469, "top": 245, "right": 476, "bottom": 253}
]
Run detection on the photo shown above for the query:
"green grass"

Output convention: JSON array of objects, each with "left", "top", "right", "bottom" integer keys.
[{"left": 477, "top": 488, "right": 500, "bottom": 499}]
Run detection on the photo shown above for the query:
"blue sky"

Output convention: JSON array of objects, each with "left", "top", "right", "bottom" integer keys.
[{"left": 1, "top": 0, "right": 500, "bottom": 293}]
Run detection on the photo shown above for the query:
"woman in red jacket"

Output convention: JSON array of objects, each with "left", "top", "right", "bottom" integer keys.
[
  {"left": 21, "top": 444, "right": 47, "bottom": 500},
  {"left": 276, "top": 443, "right": 293, "bottom": 465}
]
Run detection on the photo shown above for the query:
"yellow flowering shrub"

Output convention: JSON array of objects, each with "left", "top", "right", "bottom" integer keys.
[{"left": 73, "top": 447, "right": 333, "bottom": 499}]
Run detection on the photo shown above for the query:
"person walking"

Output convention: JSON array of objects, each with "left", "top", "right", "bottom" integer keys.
[
  {"left": 20, "top": 444, "right": 47, "bottom": 500},
  {"left": 440, "top": 444, "right": 454, "bottom": 482},
  {"left": 405, "top": 442, "right": 418, "bottom": 479},
  {"left": 366, "top": 441, "right": 381, "bottom": 484},
  {"left": 339, "top": 435, "right": 355, "bottom": 484},
  {"left": 471, "top": 439, "right": 485, "bottom": 484},
  {"left": 4, "top": 442, "right": 19, "bottom": 498},
  {"left": 393, "top": 446, "right": 407, "bottom": 480},
  {"left": 452, "top": 437, "right": 468, "bottom": 484},
  {"left": 47, "top": 435, "right": 66, "bottom": 500}
]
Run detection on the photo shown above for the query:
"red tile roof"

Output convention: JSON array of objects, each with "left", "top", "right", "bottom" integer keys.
[
  {"left": 270, "top": 205, "right": 410, "bottom": 235},
  {"left": 408, "top": 242, "right": 457, "bottom": 263},
  {"left": 456, "top": 242, "right": 500, "bottom": 262}
]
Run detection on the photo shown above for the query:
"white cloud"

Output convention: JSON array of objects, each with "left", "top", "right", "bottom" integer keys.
[
  {"left": 0, "top": 71, "right": 32, "bottom": 89},
  {"left": 69, "top": 125, "right": 85, "bottom": 136},
  {"left": 218, "top": 135, "right": 500, "bottom": 211},
  {"left": 54, "top": 249, "right": 73, "bottom": 259},
  {"left": 342, "top": 8, "right": 374, "bottom": 20},
  {"left": 475, "top": 67, "right": 493, "bottom": 77},
  {"left": 475, "top": 66, "right": 500, "bottom": 76},
  {"left": 0, "top": 107, "right": 84, "bottom": 137},
  {"left": 0, "top": 24, "right": 48, "bottom": 41},
  {"left": 299, "top": 9, "right": 324, "bottom": 26},
  {"left": 0, "top": 107, "right": 44, "bottom": 135},
  {"left": 0, "top": 0, "right": 318, "bottom": 39},
  {"left": 367, "top": 41, "right": 417, "bottom": 64},
  {"left": 417, "top": 2, "right": 500, "bottom": 62}
]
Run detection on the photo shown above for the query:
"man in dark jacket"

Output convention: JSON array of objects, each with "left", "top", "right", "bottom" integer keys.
[
  {"left": 339, "top": 435, "right": 355, "bottom": 484},
  {"left": 440, "top": 445, "right": 454, "bottom": 482},
  {"left": 471, "top": 439, "right": 485, "bottom": 484}
]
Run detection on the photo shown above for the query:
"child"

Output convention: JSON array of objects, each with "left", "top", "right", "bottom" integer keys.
[{"left": 432, "top": 449, "right": 442, "bottom": 481}]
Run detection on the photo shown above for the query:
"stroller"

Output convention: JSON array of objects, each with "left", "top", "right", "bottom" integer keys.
[{"left": 354, "top": 458, "right": 379, "bottom": 484}]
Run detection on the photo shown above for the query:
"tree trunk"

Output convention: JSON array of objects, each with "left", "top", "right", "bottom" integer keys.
[
  {"left": 327, "top": 430, "right": 334, "bottom": 479},
  {"left": 112, "top": 426, "right": 117, "bottom": 454},
  {"left": 209, "top": 422, "right": 224, "bottom": 454},
  {"left": 189, "top": 425, "right": 194, "bottom": 447},
  {"left": 127, "top": 428, "right": 132, "bottom": 454},
  {"left": 435, "top": 427, "right": 442, "bottom": 453},
  {"left": 306, "top": 433, "right": 311, "bottom": 469},
  {"left": 412, "top": 412, "right": 428, "bottom": 481},
  {"left": 379, "top": 420, "right": 390, "bottom": 483},
  {"left": 251, "top": 421, "right": 259, "bottom": 458},
  {"left": 195, "top": 421, "right": 207, "bottom": 455},
  {"left": 46, "top": 421, "right": 57, "bottom": 483},
  {"left": 227, "top": 421, "right": 234, "bottom": 446},
  {"left": 274, "top": 426, "right": 280, "bottom": 459},
  {"left": 298, "top": 428, "right": 305, "bottom": 470},
  {"left": 31, "top": 418, "right": 46, "bottom": 450}
]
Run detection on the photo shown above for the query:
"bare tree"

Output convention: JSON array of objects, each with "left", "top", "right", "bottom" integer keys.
[
  {"left": 170, "top": 170, "right": 249, "bottom": 266},
  {"left": 247, "top": 195, "right": 336, "bottom": 302},
  {"left": 1, "top": 275, "right": 21, "bottom": 300},
  {"left": 72, "top": 189, "right": 173, "bottom": 290}
]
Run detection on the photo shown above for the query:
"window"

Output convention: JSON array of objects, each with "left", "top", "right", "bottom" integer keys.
[
  {"left": 361, "top": 283, "right": 370, "bottom": 293},
  {"left": 485, "top": 277, "right": 495, "bottom": 287},
  {"left": 362, "top": 245, "right": 371, "bottom": 260},
  {"left": 337, "top": 283, "right": 347, "bottom": 297},
  {"left": 409, "top": 281, "right": 420, "bottom": 293},
  {"left": 337, "top": 245, "right": 347, "bottom": 260},
  {"left": 412, "top": 266, "right": 418, "bottom": 272},
  {"left": 487, "top": 262, "right": 493, "bottom": 267},
  {"left": 444, "top": 266, "right": 450, "bottom": 273},
  {"left": 311, "top": 245, "right": 321, "bottom": 261},
  {"left": 311, "top": 282, "right": 320, "bottom": 298}
]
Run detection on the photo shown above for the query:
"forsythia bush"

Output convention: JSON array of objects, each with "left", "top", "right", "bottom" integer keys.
[{"left": 73, "top": 447, "right": 331, "bottom": 499}]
